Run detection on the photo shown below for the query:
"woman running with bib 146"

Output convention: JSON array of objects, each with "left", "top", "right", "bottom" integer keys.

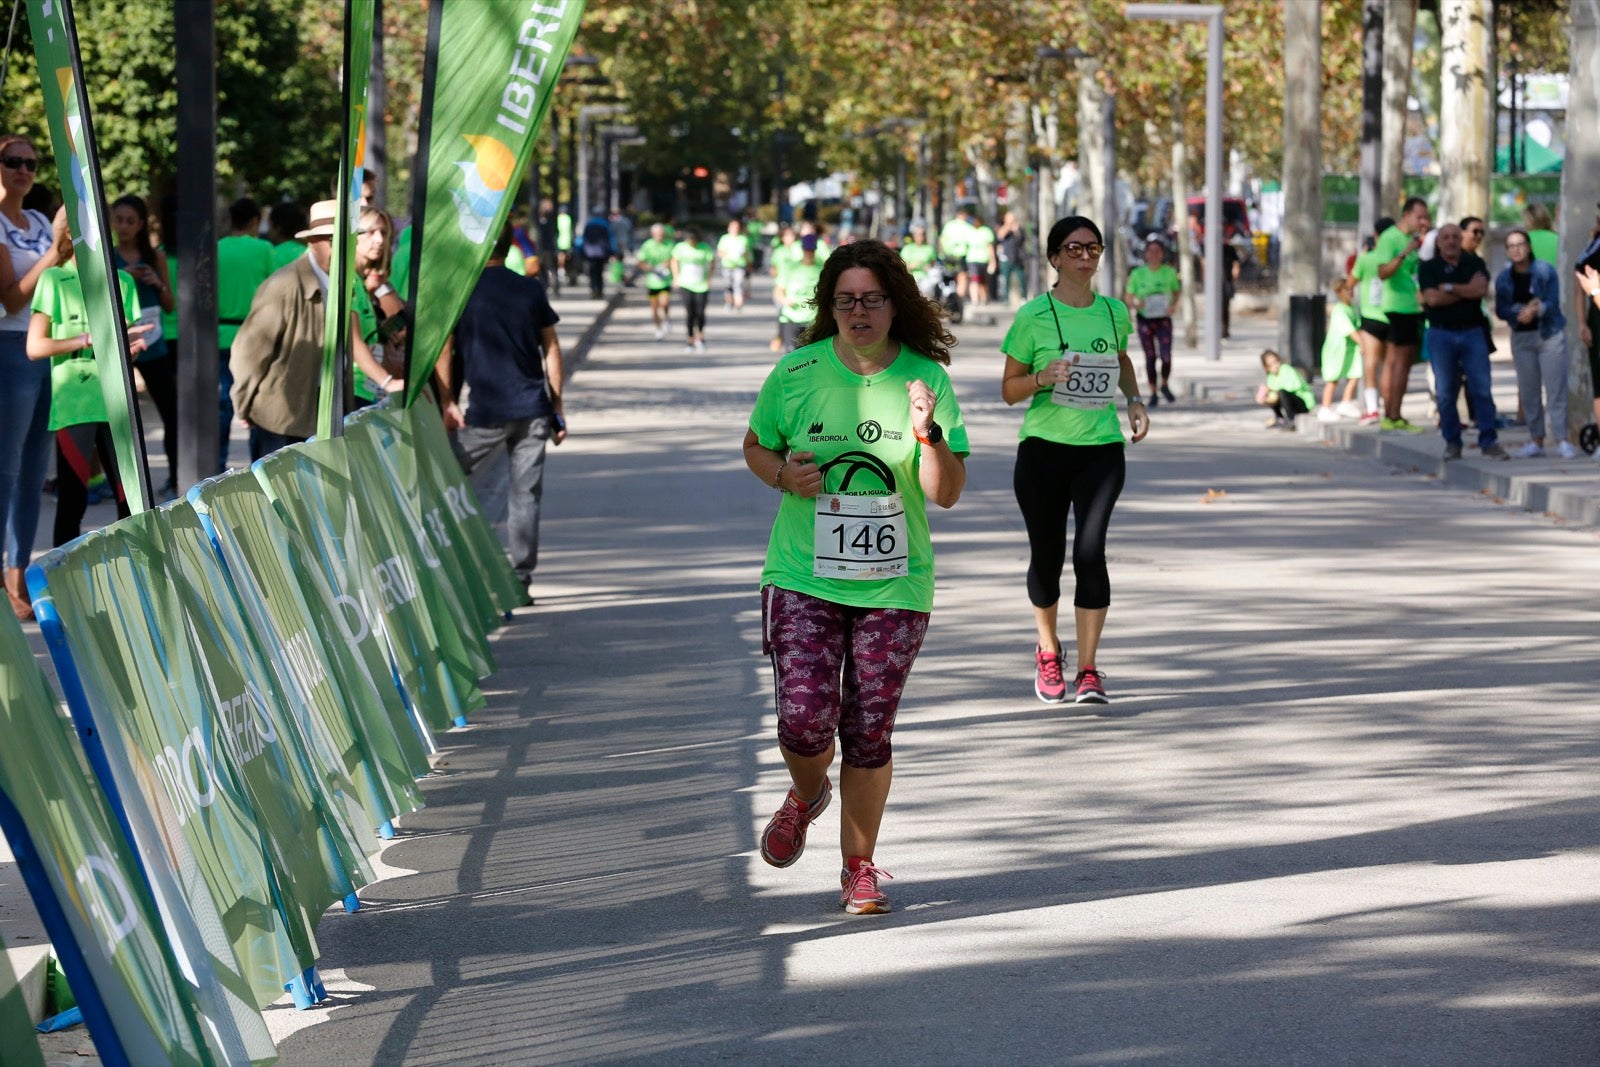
[
  {"left": 744, "top": 239, "right": 967, "bottom": 915},
  {"left": 1002, "top": 216, "right": 1149, "bottom": 705}
]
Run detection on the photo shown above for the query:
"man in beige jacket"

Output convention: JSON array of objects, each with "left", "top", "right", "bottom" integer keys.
[{"left": 229, "top": 199, "right": 398, "bottom": 461}]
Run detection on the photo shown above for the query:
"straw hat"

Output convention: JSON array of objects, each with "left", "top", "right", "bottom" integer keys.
[{"left": 296, "top": 199, "right": 338, "bottom": 239}]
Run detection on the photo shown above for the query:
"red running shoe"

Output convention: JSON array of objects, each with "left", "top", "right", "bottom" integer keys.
[
  {"left": 1034, "top": 645, "right": 1067, "bottom": 703},
  {"left": 840, "top": 857, "right": 893, "bottom": 914},
  {"left": 759, "top": 778, "right": 832, "bottom": 868},
  {"left": 1074, "top": 665, "right": 1109, "bottom": 704}
]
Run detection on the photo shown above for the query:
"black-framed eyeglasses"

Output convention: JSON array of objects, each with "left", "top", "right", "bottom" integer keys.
[
  {"left": 1057, "top": 242, "right": 1104, "bottom": 259},
  {"left": 1467, "top": 227, "right": 1485, "bottom": 236},
  {"left": 1, "top": 156, "right": 39, "bottom": 173},
  {"left": 832, "top": 292, "right": 889, "bottom": 311}
]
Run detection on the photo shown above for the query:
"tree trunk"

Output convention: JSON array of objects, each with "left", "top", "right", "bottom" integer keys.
[
  {"left": 1076, "top": 59, "right": 1113, "bottom": 296},
  {"left": 1438, "top": 0, "right": 1493, "bottom": 224},
  {"left": 1359, "top": 0, "right": 1384, "bottom": 239},
  {"left": 1005, "top": 95, "right": 1031, "bottom": 306},
  {"left": 1562, "top": 0, "right": 1600, "bottom": 433},
  {"left": 1170, "top": 87, "right": 1197, "bottom": 348},
  {"left": 1380, "top": 0, "right": 1417, "bottom": 215},
  {"left": 1280, "top": 0, "right": 1323, "bottom": 351},
  {"left": 369, "top": 0, "right": 388, "bottom": 210}
]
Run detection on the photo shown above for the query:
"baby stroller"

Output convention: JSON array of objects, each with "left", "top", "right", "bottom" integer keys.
[{"left": 926, "top": 259, "right": 964, "bottom": 324}]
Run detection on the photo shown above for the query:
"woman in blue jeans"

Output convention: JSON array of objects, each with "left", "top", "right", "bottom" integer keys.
[{"left": 0, "top": 133, "right": 64, "bottom": 621}]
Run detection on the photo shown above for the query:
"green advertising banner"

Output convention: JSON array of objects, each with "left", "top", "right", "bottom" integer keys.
[
  {"left": 26, "top": 0, "right": 149, "bottom": 512},
  {"left": 318, "top": 0, "right": 377, "bottom": 440},
  {"left": 164, "top": 504, "right": 378, "bottom": 897},
  {"left": 255, "top": 441, "right": 466, "bottom": 735},
  {"left": 345, "top": 408, "right": 496, "bottom": 678},
  {"left": 407, "top": 402, "right": 530, "bottom": 614},
  {"left": 402, "top": 0, "right": 585, "bottom": 405},
  {"left": 40, "top": 517, "right": 314, "bottom": 1014},
  {"left": 191, "top": 476, "right": 426, "bottom": 828},
  {"left": 342, "top": 415, "right": 491, "bottom": 711},
  {"left": 0, "top": 604, "right": 271, "bottom": 1065}
]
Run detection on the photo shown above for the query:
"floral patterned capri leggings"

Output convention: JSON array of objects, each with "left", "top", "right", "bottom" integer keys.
[{"left": 762, "top": 585, "right": 929, "bottom": 769}]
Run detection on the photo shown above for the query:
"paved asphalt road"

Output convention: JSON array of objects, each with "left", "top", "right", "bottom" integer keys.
[{"left": 266, "top": 278, "right": 1600, "bottom": 1066}]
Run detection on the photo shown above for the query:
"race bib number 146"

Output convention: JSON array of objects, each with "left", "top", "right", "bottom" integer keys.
[{"left": 814, "top": 493, "right": 908, "bottom": 580}]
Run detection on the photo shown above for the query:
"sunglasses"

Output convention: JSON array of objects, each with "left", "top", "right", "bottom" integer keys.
[
  {"left": 1466, "top": 227, "right": 1484, "bottom": 236},
  {"left": 1056, "top": 242, "right": 1104, "bottom": 259},
  {"left": 1, "top": 156, "right": 39, "bottom": 173}
]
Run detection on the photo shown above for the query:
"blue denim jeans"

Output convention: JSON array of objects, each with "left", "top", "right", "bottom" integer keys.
[
  {"left": 1427, "top": 325, "right": 1497, "bottom": 449},
  {"left": 0, "top": 330, "right": 53, "bottom": 569}
]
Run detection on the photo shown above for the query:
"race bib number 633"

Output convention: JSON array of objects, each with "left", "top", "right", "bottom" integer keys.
[{"left": 1050, "top": 350, "right": 1121, "bottom": 409}]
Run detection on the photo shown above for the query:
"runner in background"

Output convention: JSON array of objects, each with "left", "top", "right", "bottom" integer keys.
[
  {"left": 1124, "top": 239, "right": 1180, "bottom": 408},
  {"left": 717, "top": 218, "right": 752, "bottom": 312},
  {"left": 743, "top": 239, "right": 967, "bottom": 915},
  {"left": 671, "top": 226, "right": 714, "bottom": 354},
  {"left": 899, "top": 220, "right": 936, "bottom": 298},
  {"left": 768, "top": 222, "right": 798, "bottom": 351},
  {"left": 938, "top": 205, "right": 973, "bottom": 304},
  {"left": 637, "top": 223, "right": 674, "bottom": 340},
  {"left": 964, "top": 212, "right": 997, "bottom": 315},
  {"left": 774, "top": 234, "right": 822, "bottom": 351},
  {"left": 1001, "top": 216, "right": 1148, "bottom": 706}
]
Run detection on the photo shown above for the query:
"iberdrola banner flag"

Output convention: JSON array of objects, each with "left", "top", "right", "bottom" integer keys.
[
  {"left": 402, "top": 0, "right": 585, "bottom": 406},
  {"left": 27, "top": 0, "right": 150, "bottom": 513},
  {"left": 318, "top": 0, "right": 376, "bottom": 440}
]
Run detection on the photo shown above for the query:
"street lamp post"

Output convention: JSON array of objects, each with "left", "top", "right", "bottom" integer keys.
[
  {"left": 577, "top": 103, "right": 625, "bottom": 227},
  {"left": 1126, "top": 3, "right": 1224, "bottom": 362}
]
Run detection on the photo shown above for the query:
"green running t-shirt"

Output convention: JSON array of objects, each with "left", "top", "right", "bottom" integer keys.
[
  {"left": 1002, "top": 292, "right": 1133, "bottom": 447},
  {"left": 270, "top": 239, "right": 307, "bottom": 273},
  {"left": 779, "top": 261, "right": 824, "bottom": 325},
  {"left": 637, "top": 238, "right": 674, "bottom": 292},
  {"left": 1126, "top": 264, "right": 1180, "bottom": 318},
  {"left": 1351, "top": 249, "right": 1387, "bottom": 323},
  {"left": 900, "top": 242, "right": 935, "bottom": 278},
  {"left": 717, "top": 233, "right": 751, "bottom": 269},
  {"left": 671, "top": 242, "right": 715, "bottom": 294},
  {"left": 32, "top": 262, "right": 141, "bottom": 430},
  {"left": 1374, "top": 225, "right": 1420, "bottom": 314},
  {"left": 749, "top": 338, "right": 969, "bottom": 612},
  {"left": 218, "top": 234, "right": 275, "bottom": 348}
]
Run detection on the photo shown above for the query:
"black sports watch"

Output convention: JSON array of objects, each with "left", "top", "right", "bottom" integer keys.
[{"left": 916, "top": 421, "right": 944, "bottom": 447}]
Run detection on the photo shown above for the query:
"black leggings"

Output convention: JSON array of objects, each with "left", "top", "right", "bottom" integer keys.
[
  {"left": 683, "top": 290, "right": 708, "bottom": 338},
  {"left": 1013, "top": 437, "right": 1126, "bottom": 610},
  {"left": 135, "top": 354, "right": 178, "bottom": 481}
]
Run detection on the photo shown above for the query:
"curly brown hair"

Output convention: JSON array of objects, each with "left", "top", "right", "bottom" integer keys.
[{"left": 796, "top": 239, "right": 957, "bottom": 364}]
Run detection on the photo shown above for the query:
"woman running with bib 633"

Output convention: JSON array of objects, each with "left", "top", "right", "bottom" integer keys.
[
  {"left": 1003, "top": 217, "right": 1149, "bottom": 705},
  {"left": 744, "top": 240, "right": 967, "bottom": 915}
]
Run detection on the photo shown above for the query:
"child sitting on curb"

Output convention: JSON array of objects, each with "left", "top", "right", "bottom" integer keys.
[{"left": 1256, "top": 348, "right": 1315, "bottom": 430}]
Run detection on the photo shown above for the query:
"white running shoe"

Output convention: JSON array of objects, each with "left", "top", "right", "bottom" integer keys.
[
  {"left": 1516, "top": 441, "right": 1545, "bottom": 458},
  {"left": 683, "top": 342, "right": 695, "bottom": 354},
  {"left": 1556, "top": 441, "right": 1579, "bottom": 459},
  {"left": 693, "top": 339, "right": 706, "bottom": 354},
  {"left": 1336, "top": 400, "right": 1363, "bottom": 419},
  {"left": 1316, "top": 406, "right": 1340, "bottom": 424},
  {"left": 653, "top": 326, "right": 666, "bottom": 341}
]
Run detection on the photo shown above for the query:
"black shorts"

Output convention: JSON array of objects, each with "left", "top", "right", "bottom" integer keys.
[
  {"left": 1359, "top": 317, "right": 1389, "bottom": 342},
  {"left": 1385, "top": 312, "right": 1423, "bottom": 347}
]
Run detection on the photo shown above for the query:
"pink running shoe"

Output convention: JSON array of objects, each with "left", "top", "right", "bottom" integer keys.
[
  {"left": 840, "top": 858, "right": 893, "bottom": 914},
  {"left": 1034, "top": 645, "right": 1067, "bottom": 703},
  {"left": 1074, "top": 665, "right": 1109, "bottom": 704},
  {"left": 759, "top": 778, "right": 832, "bottom": 868}
]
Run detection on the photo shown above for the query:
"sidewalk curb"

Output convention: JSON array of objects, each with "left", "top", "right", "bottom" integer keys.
[
  {"left": 565, "top": 291, "right": 625, "bottom": 375},
  {"left": 1304, "top": 417, "right": 1600, "bottom": 526}
]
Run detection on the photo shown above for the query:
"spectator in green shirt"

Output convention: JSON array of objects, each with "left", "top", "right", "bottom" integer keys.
[{"left": 217, "top": 197, "right": 274, "bottom": 468}]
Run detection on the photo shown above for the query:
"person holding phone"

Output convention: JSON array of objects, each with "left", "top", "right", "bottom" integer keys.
[
  {"left": 1002, "top": 216, "right": 1149, "bottom": 706},
  {"left": 110, "top": 193, "right": 178, "bottom": 491}
]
